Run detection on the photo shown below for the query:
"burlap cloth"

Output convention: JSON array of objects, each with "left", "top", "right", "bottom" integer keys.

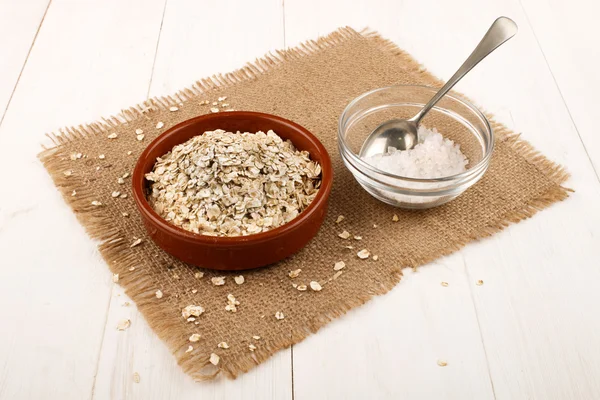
[{"left": 39, "top": 28, "right": 569, "bottom": 380}]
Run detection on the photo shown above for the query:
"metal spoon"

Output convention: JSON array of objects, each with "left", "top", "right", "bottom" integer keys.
[{"left": 359, "top": 17, "right": 518, "bottom": 158}]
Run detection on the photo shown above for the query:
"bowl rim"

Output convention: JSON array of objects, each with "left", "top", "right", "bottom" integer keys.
[
  {"left": 132, "top": 111, "right": 333, "bottom": 246},
  {"left": 338, "top": 84, "right": 494, "bottom": 183}
]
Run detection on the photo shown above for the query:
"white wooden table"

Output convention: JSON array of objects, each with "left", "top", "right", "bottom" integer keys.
[{"left": 1, "top": 0, "right": 599, "bottom": 399}]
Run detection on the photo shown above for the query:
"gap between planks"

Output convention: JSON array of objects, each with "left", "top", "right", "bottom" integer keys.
[{"left": 0, "top": 0, "right": 53, "bottom": 130}]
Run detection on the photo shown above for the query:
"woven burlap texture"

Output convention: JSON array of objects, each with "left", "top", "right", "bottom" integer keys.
[{"left": 39, "top": 27, "right": 569, "bottom": 381}]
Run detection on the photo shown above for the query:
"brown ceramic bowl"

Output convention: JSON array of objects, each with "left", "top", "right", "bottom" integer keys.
[{"left": 132, "top": 111, "right": 333, "bottom": 271}]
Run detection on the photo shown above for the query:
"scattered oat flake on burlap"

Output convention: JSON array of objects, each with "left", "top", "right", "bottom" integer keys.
[
  {"left": 288, "top": 269, "right": 301, "bottom": 278},
  {"left": 354, "top": 236, "right": 362, "bottom": 240},
  {"left": 248, "top": 344, "right": 257, "bottom": 352},
  {"left": 191, "top": 289, "right": 198, "bottom": 294},
  {"left": 98, "top": 154, "right": 105, "bottom": 159},
  {"left": 275, "top": 311, "right": 285, "bottom": 320},
  {"left": 392, "top": 214, "right": 399, "bottom": 222},
  {"left": 136, "top": 134, "right": 145, "bottom": 141},
  {"left": 338, "top": 230, "right": 351, "bottom": 239},
  {"left": 71, "top": 190, "right": 76, "bottom": 196},
  {"left": 195, "top": 272, "right": 204, "bottom": 279},
  {"left": 130, "top": 238, "right": 142, "bottom": 248},
  {"left": 135, "top": 128, "right": 143, "bottom": 134},
  {"left": 182, "top": 305, "right": 204, "bottom": 319},
  {"left": 357, "top": 249, "right": 370, "bottom": 259},
  {"left": 112, "top": 273, "right": 119, "bottom": 283},
  {"left": 218, "top": 96, "right": 227, "bottom": 101},
  {"left": 210, "top": 353, "right": 220, "bottom": 366},
  {"left": 218, "top": 342, "right": 229, "bottom": 349},
  {"left": 333, "top": 261, "right": 345, "bottom": 271},
  {"left": 63, "top": 170, "right": 72, "bottom": 177},
  {"left": 297, "top": 284, "right": 307, "bottom": 291},
  {"left": 116, "top": 319, "right": 130, "bottom": 331},
  {"left": 335, "top": 215, "right": 344, "bottom": 223},
  {"left": 169, "top": 106, "right": 179, "bottom": 112},
  {"left": 133, "top": 372, "right": 140, "bottom": 383},
  {"left": 128, "top": 266, "right": 135, "bottom": 271},
  {"left": 372, "top": 255, "right": 379, "bottom": 261},
  {"left": 155, "top": 290, "right": 163, "bottom": 299},
  {"left": 185, "top": 345, "right": 193, "bottom": 353},
  {"left": 234, "top": 275, "right": 245, "bottom": 285},
  {"left": 189, "top": 334, "right": 201, "bottom": 342},
  {"left": 252, "top": 335, "right": 261, "bottom": 340},
  {"left": 210, "top": 107, "right": 219, "bottom": 113},
  {"left": 112, "top": 191, "right": 120, "bottom": 198},
  {"left": 211, "top": 276, "right": 225, "bottom": 286},
  {"left": 107, "top": 133, "right": 118, "bottom": 139},
  {"left": 310, "top": 281, "right": 322, "bottom": 291}
]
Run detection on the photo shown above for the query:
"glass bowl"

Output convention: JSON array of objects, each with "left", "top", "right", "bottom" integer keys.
[{"left": 338, "top": 85, "right": 494, "bottom": 209}]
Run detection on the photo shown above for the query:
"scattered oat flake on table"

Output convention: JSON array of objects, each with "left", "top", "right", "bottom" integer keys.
[
  {"left": 133, "top": 372, "right": 140, "bottom": 383},
  {"left": 189, "top": 333, "right": 201, "bottom": 342},
  {"left": 210, "top": 107, "right": 219, "bottom": 113},
  {"left": 354, "top": 236, "right": 362, "bottom": 240},
  {"left": 234, "top": 275, "right": 245, "bottom": 285},
  {"left": 156, "top": 121, "right": 164, "bottom": 129},
  {"left": 211, "top": 276, "right": 225, "bottom": 286},
  {"left": 338, "top": 230, "right": 351, "bottom": 239},
  {"left": 130, "top": 238, "right": 143, "bottom": 248},
  {"left": 116, "top": 319, "right": 130, "bottom": 331},
  {"left": 357, "top": 249, "right": 370, "bottom": 259},
  {"left": 288, "top": 269, "right": 301, "bottom": 278},
  {"left": 218, "top": 342, "right": 230, "bottom": 349},
  {"left": 112, "top": 273, "right": 119, "bottom": 283},
  {"left": 333, "top": 271, "right": 343, "bottom": 280},
  {"left": 112, "top": 191, "right": 120, "bottom": 198},
  {"left": 335, "top": 215, "right": 344, "bottom": 223},
  {"left": 476, "top": 280, "right": 484, "bottom": 286},
  {"left": 310, "top": 281, "right": 322, "bottom": 291},
  {"left": 441, "top": 282, "right": 449, "bottom": 287},
  {"left": 334, "top": 261, "right": 345, "bottom": 271},
  {"left": 182, "top": 304, "right": 204, "bottom": 319},
  {"left": 169, "top": 106, "right": 179, "bottom": 112},
  {"left": 91, "top": 200, "right": 102, "bottom": 206},
  {"left": 123, "top": 302, "right": 130, "bottom": 307},
  {"left": 137, "top": 134, "right": 145, "bottom": 141},
  {"left": 155, "top": 290, "right": 163, "bottom": 299},
  {"left": 437, "top": 360, "right": 448, "bottom": 367},
  {"left": 209, "top": 353, "right": 220, "bottom": 366},
  {"left": 275, "top": 311, "right": 285, "bottom": 320},
  {"left": 248, "top": 344, "right": 257, "bottom": 352},
  {"left": 194, "top": 272, "right": 204, "bottom": 279},
  {"left": 185, "top": 345, "right": 193, "bottom": 353},
  {"left": 392, "top": 214, "right": 399, "bottom": 222},
  {"left": 107, "top": 133, "right": 118, "bottom": 139},
  {"left": 297, "top": 284, "right": 307, "bottom": 291}
]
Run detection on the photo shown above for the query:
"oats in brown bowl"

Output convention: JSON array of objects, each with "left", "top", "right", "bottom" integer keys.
[{"left": 145, "top": 129, "right": 321, "bottom": 237}]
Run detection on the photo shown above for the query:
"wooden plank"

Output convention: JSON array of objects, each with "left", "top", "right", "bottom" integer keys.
[
  {"left": 92, "top": 1, "right": 292, "bottom": 398},
  {"left": 519, "top": 0, "right": 600, "bottom": 174},
  {"left": 285, "top": 0, "right": 600, "bottom": 399},
  {"left": 0, "top": 1, "right": 166, "bottom": 399},
  {"left": 0, "top": 0, "right": 50, "bottom": 124}
]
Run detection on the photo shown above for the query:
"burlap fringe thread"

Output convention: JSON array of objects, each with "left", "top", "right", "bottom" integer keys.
[{"left": 38, "top": 27, "right": 570, "bottom": 380}]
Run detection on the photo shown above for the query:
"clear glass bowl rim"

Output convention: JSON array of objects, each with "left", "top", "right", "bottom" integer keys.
[{"left": 338, "top": 85, "right": 495, "bottom": 183}]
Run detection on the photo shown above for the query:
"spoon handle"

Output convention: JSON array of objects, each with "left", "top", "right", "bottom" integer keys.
[{"left": 412, "top": 16, "right": 518, "bottom": 124}]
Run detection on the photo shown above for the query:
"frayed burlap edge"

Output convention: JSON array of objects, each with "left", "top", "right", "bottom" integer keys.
[{"left": 38, "top": 27, "right": 570, "bottom": 381}]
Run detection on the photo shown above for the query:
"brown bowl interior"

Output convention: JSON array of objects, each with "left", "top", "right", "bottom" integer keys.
[{"left": 132, "top": 111, "right": 333, "bottom": 270}]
